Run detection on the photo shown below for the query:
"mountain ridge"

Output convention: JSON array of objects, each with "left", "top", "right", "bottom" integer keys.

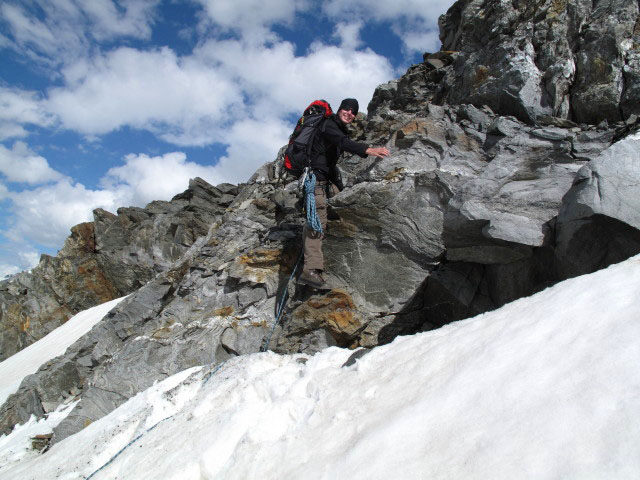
[{"left": 1, "top": 0, "right": 640, "bottom": 447}]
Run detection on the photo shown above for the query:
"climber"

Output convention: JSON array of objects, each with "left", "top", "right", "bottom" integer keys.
[{"left": 298, "top": 98, "right": 390, "bottom": 289}]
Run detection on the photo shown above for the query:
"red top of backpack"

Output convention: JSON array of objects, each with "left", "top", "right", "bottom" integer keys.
[{"left": 304, "top": 100, "right": 333, "bottom": 117}]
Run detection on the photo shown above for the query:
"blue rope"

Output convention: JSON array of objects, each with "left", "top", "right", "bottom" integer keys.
[
  {"left": 260, "top": 250, "right": 304, "bottom": 352},
  {"left": 304, "top": 172, "right": 323, "bottom": 234},
  {"left": 85, "top": 416, "right": 174, "bottom": 479}
]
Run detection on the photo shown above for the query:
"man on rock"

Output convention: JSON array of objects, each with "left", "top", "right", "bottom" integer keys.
[{"left": 298, "top": 98, "right": 390, "bottom": 289}]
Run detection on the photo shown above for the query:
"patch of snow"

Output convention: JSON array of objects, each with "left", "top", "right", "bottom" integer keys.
[
  {"left": 0, "top": 296, "right": 126, "bottom": 405},
  {"left": 2, "top": 256, "right": 640, "bottom": 479},
  {"left": 0, "top": 401, "right": 78, "bottom": 471}
]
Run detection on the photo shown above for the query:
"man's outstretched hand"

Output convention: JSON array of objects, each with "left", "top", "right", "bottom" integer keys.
[{"left": 365, "top": 146, "right": 390, "bottom": 158}]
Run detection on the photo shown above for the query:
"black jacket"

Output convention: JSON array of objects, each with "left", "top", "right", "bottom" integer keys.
[{"left": 310, "top": 114, "right": 368, "bottom": 185}]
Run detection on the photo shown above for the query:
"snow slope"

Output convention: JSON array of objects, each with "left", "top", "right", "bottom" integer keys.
[
  {"left": 1, "top": 256, "right": 640, "bottom": 479},
  {"left": 0, "top": 296, "right": 126, "bottom": 405}
]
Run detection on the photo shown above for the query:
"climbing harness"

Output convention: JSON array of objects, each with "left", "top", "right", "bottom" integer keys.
[
  {"left": 304, "top": 170, "right": 323, "bottom": 234},
  {"left": 260, "top": 250, "right": 304, "bottom": 352}
]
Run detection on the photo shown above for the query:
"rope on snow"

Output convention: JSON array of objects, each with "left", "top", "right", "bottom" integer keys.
[{"left": 84, "top": 362, "right": 228, "bottom": 479}]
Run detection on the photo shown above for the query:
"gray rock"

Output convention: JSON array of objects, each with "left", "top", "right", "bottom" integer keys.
[
  {"left": 556, "top": 132, "right": 640, "bottom": 277},
  {"left": 221, "top": 325, "right": 267, "bottom": 356},
  {"left": 0, "top": 177, "right": 236, "bottom": 360},
  {"left": 436, "top": 0, "right": 640, "bottom": 125}
]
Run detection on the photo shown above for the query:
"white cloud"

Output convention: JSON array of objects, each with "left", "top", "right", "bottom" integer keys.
[
  {"left": 0, "top": 141, "right": 65, "bottom": 185},
  {"left": 0, "top": 245, "right": 41, "bottom": 278},
  {"left": 212, "top": 117, "right": 292, "bottom": 184},
  {"left": 2, "top": 151, "right": 224, "bottom": 256},
  {"left": 0, "top": 0, "right": 160, "bottom": 68},
  {"left": 398, "top": 28, "right": 443, "bottom": 55},
  {"left": 195, "top": 37, "right": 394, "bottom": 116},
  {"left": 46, "top": 46, "right": 243, "bottom": 145},
  {"left": 19, "top": 249, "right": 40, "bottom": 268},
  {"left": 322, "top": 0, "right": 454, "bottom": 22},
  {"left": 0, "top": 124, "right": 28, "bottom": 142},
  {"left": 0, "top": 87, "right": 55, "bottom": 140},
  {"left": 322, "top": 0, "right": 457, "bottom": 54},
  {"left": 100, "top": 151, "right": 222, "bottom": 205},
  {"left": 45, "top": 34, "right": 394, "bottom": 149},
  {"left": 0, "top": 3, "right": 59, "bottom": 60},
  {"left": 80, "top": 0, "right": 160, "bottom": 41},
  {"left": 5, "top": 178, "right": 120, "bottom": 248},
  {"left": 333, "top": 22, "right": 364, "bottom": 50},
  {"left": 194, "top": 0, "right": 309, "bottom": 42},
  {"left": 0, "top": 262, "right": 21, "bottom": 279}
]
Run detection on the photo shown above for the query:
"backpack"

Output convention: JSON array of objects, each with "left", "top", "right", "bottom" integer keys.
[{"left": 283, "top": 100, "right": 333, "bottom": 177}]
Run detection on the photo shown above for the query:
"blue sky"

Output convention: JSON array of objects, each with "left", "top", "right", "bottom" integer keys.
[{"left": 0, "top": 0, "right": 455, "bottom": 278}]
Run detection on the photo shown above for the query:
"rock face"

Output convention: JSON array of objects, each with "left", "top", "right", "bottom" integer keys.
[
  {"left": 2, "top": 0, "right": 640, "bottom": 446},
  {"left": 556, "top": 131, "right": 640, "bottom": 278},
  {"left": 0, "top": 178, "right": 237, "bottom": 361},
  {"left": 435, "top": 0, "right": 640, "bottom": 124}
]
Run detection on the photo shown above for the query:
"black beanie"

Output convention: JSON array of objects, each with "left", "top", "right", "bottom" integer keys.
[{"left": 338, "top": 98, "right": 359, "bottom": 115}]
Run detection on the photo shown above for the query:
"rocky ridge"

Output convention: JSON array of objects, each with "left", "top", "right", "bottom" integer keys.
[
  {"left": 1, "top": 0, "right": 640, "bottom": 446},
  {"left": 0, "top": 178, "right": 238, "bottom": 361}
]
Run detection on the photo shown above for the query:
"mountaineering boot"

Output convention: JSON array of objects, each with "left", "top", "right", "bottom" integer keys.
[{"left": 298, "top": 269, "right": 325, "bottom": 289}]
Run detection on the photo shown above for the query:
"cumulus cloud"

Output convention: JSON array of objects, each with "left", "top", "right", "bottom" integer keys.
[
  {"left": 195, "top": 36, "right": 394, "bottom": 115},
  {"left": 45, "top": 34, "right": 393, "bottom": 152},
  {"left": 100, "top": 151, "right": 223, "bottom": 205},
  {"left": 46, "top": 46, "right": 243, "bottom": 145},
  {"left": 212, "top": 117, "right": 292, "bottom": 184},
  {"left": 401, "top": 29, "right": 443, "bottom": 55},
  {"left": 0, "top": 263, "right": 21, "bottom": 279},
  {"left": 0, "top": 249, "right": 40, "bottom": 277},
  {"left": 322, "top": 0, "right": 456, "bottom": 54},
  {"left": 0, "top": 0, "right": 160, "bottom": 68},
  {"left": 2, "top": 150, "right": 225, "bottom": 254},
  {"left": 0, "top": 142, "right": 65, "bottom": 185},
  {"left": 333, "top": 22, "right": 365, "bottom": 50},
  {"left": 5, "top": 179, "right": 120, "bottom": 247},
  {"left": 194, "top": 0, "right": 309, "bottom": 42},
  {"left": 0, "top": 87, "right": 55, "bottom": 140}
]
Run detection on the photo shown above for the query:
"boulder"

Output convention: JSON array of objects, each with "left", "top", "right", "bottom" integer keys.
[{"left": 556, "top": 132, "right": 640, "bottom": 277}]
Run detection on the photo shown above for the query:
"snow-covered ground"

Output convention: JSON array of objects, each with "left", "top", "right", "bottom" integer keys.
[
  {"left": 0, "top": 296, "right": 126, "bottom": 406},
  {"left": 1, "top": 256, "right": 640, "bottom": 479}
]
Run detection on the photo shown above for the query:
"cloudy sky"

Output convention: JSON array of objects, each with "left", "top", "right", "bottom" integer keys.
[{"left": 0, "top": 0, "right": 456, "bottom": 278}]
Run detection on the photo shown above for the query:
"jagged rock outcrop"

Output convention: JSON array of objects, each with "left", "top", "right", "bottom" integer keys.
[
  {"left": 434, "top": 0, "right": 640, "bottom": 124},
  {"left": 0, "top": 178, "right": 237, "bottom": 361},
  {"left": 2, "top": 0, "right": 640, "bottom": 446}
]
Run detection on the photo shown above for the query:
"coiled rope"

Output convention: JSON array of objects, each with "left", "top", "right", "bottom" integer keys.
[{"left": 304, "top": 171, "right": 323, "bottom": 234}]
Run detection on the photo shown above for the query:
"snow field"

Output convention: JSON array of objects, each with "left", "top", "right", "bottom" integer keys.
[{"left": 1, "top": 256, "right": 640, "bottom": 479}]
